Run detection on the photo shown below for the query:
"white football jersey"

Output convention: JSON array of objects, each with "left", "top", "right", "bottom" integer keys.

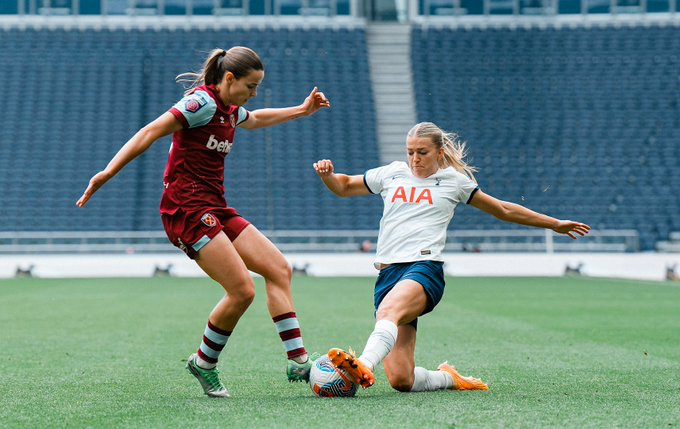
[{"left": 364, "top": 161, "right": 478, "bottom": 267}]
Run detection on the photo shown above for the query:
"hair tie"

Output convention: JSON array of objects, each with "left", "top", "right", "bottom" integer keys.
[{"left": 217, "top": 50, "right": 227, "bottom": 69}]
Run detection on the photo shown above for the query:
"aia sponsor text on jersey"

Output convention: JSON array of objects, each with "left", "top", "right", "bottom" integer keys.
[{"left": 391, "top": 186, "right": 433, "bottom": 205}]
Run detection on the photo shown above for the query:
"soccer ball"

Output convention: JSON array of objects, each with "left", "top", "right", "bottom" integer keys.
[{"left": 309, "top": 355, "right": 358, "bottom": 398}]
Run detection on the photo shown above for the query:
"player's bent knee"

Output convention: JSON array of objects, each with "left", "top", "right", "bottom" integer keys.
[
  {"left": 227, "top": 279, "right": 256, "bottom": 308},
  {"left": 232, "top": 289, "right": 255, "bottom": 310},
  {"left": 376, "top": 304, "right": 399, "bottom": 322},
  {"left": 281, "top": 262, "right": 292, "bottom": 283},
  {"left": 240, "top": 287, "right": 256, "bottom": 306},
  {"left": 387, "top": 373, "right": 414, "bottom": 392},
  {"left": 266, "top": 261, "right": 292, "bottom": 287}
]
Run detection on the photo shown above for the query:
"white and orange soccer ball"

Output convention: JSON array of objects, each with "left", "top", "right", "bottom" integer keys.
[{"left": 309, "top": 355, "right": 358, "bottom": 398}]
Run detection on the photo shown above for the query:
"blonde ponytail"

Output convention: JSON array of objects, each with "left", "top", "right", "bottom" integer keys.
[
  {"left": 440, "top": 131, "right": 477, "bottom": 182},
  {"left": 407, "top": 122, "right": 477, "bottom": 182}
]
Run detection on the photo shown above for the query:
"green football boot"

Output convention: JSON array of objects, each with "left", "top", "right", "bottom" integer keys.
[
  {"left": 287, "top": 352, "right": 320, "bottom": 383},
  {"left": 186, "top": 353, "right": 230, "bottom": 397}
]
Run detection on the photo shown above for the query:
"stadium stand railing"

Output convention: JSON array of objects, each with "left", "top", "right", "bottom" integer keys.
[
  {"left": 0, "top": 229, "right": 640, "bottom": 253},
  {"left": 657, "top": 231, "right": 680, "bottom": 252}
]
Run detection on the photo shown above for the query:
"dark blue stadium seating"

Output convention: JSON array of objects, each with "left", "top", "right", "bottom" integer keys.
[
  {"left": 1, "top": 24, "right": 678, "bottom": 250},
  {"left": 0, "top": 26, "right": 382, "bottom": 233},
  {"left": 412, "top": 24, "right": 680, "bottom": 250}
]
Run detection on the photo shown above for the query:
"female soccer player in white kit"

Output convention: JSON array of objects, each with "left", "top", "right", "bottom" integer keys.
[{"left": 313, "top": 122, "right": 591, "bottom": 393}]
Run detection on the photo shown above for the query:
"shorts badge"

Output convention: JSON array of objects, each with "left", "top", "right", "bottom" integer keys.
[{"left": 201, "top": 213, "right": 217, "bottom": 227}]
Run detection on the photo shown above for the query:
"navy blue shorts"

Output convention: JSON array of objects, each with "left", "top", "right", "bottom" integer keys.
[{"left": 374, "top": 261, "right": 446, "bottom": 329}]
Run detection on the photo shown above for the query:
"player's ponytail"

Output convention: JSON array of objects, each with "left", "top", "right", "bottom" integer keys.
[
  {"left": 176, "top": 47, "right": 264, "bottom": 95},
  {"left": 407, "top": 122, "right": 477, "bottom": 182}
]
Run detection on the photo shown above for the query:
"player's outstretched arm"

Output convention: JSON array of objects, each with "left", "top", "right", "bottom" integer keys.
[
  {"left": 76, "top": 112, "right": 182, "bottom": 208},
  {"left": 313, "top": 159, "right": 371, "bottom": 198},
  {"left": 238, "top": 87, "right": 330, "bottom": 130},
  {"left": 469, "top": 190, "right": 591, "bottom": 239}
]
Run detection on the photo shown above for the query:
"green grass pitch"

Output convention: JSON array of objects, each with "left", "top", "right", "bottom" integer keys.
[{"left": 1, "top": 276, "right": 679, "bottom": 428}]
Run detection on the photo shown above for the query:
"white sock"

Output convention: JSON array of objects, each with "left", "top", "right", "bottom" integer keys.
[
  {"left": 195, "top": 354, "right": 216, "bottom": 370},
  {"left": 358, "top": 320, "right": 398, "bottom": 371},
  {"left": 292, "top": 353, "right": 308, "bottom": 364},
  {"left": 410, "top": 367, "right": 454, "bottom": 392}
]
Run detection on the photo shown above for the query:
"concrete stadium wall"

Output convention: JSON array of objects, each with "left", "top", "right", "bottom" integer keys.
[{"left": 1, "top": 252, "right": 679, "bottom": 281}]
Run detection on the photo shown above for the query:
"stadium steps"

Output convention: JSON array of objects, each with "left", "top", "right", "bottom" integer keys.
[{"left": 366, "top": 23, "right": 417, "bottom": 164}]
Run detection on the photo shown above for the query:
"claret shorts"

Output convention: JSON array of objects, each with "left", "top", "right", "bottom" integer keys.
[{"left": 161, "top": 207, "right": 250, "bottom": 259}]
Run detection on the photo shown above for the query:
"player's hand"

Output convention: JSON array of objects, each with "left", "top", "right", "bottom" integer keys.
[
  {"left": 313, "top": 159, "right": 335, "bottom": 177},
  {"left": 552, "top": 220, "right": 591, "bottom": 240},
  {"left": 302, "top": 87, "right": 330, "bottom": 116},
  {"left": 76, "top": 170, "right": 112, "bottom": 207}
]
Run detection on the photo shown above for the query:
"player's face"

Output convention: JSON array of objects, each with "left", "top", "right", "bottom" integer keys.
[
  {"left": 407, "top": 136, "right": 442, "bottom": 178},
  {"left": 223, "top": 69, "right": 264, "bottom": 106}
]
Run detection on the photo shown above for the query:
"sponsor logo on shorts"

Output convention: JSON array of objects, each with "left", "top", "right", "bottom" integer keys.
[
  {"left": 420, "top": 250, "right": 431, "bottom": 255},
  {"left": 201, "top": 213, "right": 217, "bottom": 228}
]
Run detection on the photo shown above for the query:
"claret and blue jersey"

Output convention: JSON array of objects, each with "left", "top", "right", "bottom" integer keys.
[{"left": 161, "top": 85, "right": 249, "bottom": 214}]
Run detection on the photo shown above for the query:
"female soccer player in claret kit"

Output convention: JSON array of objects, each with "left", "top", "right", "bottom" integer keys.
[
  {"left": 313, "top": 122, "right": 590, "bottom": 393},
  {"left": 77, "top": 47, "right": 330, "bottom": 398}
]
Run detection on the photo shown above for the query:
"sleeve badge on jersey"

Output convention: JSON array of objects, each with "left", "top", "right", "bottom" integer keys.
[
  {"left": 229, "top": 113, "right": 236, "bottom": 128},
  {"left": 185, "top": 95, "right": 207, "bottom": 113},
  {"left": 185, "top": 99, "right": 200, "bottom": 113},
  {"left": 201, "top": 213, "right": 218, "bottom": 228}
]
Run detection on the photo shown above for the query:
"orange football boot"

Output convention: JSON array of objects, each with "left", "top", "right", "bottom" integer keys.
[
  {"left": 328, "top": 347, "right": 375, "bottom": 388},
  {"left": 437, "top": 362, "right": 489, "bottom": 391}
]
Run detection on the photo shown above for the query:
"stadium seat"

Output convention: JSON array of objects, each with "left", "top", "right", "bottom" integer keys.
[
  {"left": 411, "top": 24, "right": 680, "bottom": 250},
  {"left": 0, "top": 26, "right": 380, "bottom": 234}
]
